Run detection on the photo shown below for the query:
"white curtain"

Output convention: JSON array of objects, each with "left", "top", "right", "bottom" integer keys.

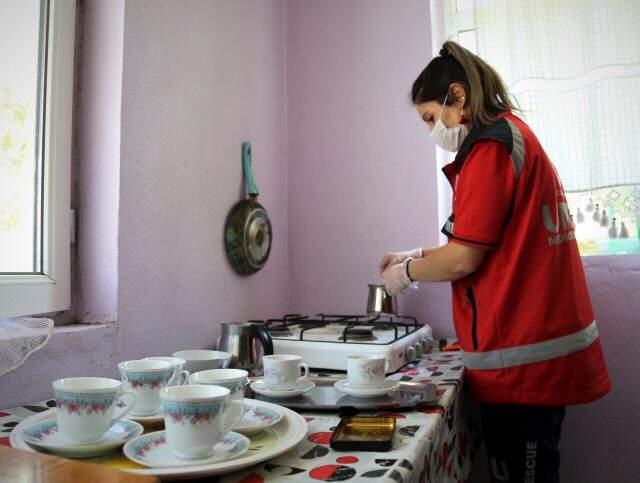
[
  {"left": 474, "top": 0, "right": 640, "bottom": 192},
  {"left": 0, "top": 317, "right": 53, "bottom": 376}
]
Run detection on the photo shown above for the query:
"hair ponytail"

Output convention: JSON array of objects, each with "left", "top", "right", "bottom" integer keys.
[{"left": 411, "top": 41, "right": 517, "bottom": 125}]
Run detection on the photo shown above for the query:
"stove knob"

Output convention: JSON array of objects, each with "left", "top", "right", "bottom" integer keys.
[
  {"left": 406, "top": 346, "right": 417, "bottom": 362},
  {"left": 415, "top": 342, "right": 424, "bottom": 358}
]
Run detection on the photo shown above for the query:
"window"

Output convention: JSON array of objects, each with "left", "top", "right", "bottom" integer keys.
[
  {"left": 0, "top": 0, "right": 74, "bottom": 317},
  {"left": 439, "top": 0, "right": 640, "bottom": 256}
]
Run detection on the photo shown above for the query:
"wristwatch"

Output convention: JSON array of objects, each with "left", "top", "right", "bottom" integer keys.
[{"left": 402, "top": 257, "right": 415, "bottom": 283}]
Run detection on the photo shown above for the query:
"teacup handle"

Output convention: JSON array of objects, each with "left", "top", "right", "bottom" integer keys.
[
  {"left": 175, "top": 370, "right": 190, "bottom": 385},
  {"left": 220, "top": 399, "right": 245, "bottom": 434},
  {"left": 111, "top": 390, "right": 136, "bottom": 425},
  {"left": 297, "top": 363, "right": 309, "bottom": 381}
]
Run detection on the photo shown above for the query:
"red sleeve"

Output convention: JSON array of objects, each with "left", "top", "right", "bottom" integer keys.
[{"left": 448, "top": 141, "right": 517, "bottom": 249}]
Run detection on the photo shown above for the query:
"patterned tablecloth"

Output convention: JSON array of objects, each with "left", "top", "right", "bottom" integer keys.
[{"left": 0, "top": 349, "right": 481, "bottom": 483}]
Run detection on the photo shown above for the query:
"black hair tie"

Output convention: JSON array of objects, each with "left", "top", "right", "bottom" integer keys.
[{"left": 439, "top": 46, "right": 449, "bottom": 57}]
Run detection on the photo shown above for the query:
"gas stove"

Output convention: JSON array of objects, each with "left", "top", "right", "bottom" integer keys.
[{"left": 257, "top": 314, "right": 433, "bottom": 372}]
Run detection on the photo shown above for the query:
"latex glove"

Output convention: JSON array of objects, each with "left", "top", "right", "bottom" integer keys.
[
  {"left": 378, "top": 247, "right": 422, "bottom": 274},
  {"left": 382, "top": 261, "right": 413, "bottom": 296}
]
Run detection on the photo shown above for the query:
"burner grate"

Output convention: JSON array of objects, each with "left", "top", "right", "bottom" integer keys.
[{"left": 263, "top": 313, "right": 422, "bottom": 344}]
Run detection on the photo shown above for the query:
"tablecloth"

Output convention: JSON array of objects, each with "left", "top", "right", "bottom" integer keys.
[{"left": 0, "top": 349, "right": 481, "bottom": 483}]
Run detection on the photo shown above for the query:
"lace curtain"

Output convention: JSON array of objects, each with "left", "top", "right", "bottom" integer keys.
[
  {"left": 474, "top": 0, "right": 640, "bottom": 192},
  {"left": 0, "top": 318, "right": 53, "bottom": 376}
]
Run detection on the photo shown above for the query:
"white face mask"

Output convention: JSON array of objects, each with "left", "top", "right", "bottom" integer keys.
[{"left": 429, "top": 93, "right": 470, "bottom": 152}]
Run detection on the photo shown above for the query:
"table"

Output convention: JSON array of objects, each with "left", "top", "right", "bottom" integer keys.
[
  {"left": 0, "top": 349, "right": 480, "bottom": 483},
  {"left": 0, "top": 445, "right": 158, "bottom": 483}
]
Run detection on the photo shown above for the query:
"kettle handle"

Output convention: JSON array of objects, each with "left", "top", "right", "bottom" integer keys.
[{"left": 251, "top": 324, "right": 274, "bottom": 356}]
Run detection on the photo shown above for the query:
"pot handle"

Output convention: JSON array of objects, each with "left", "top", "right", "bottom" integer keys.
[
  {"left": 251, "top": 323, "right": 274, "bottom": 356},
  {"left": 242, "top": 141, "right": 259, "bottom": 197}
]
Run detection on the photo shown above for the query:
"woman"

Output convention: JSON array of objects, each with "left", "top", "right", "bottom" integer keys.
[{"left": 380, "top": 41, "right": 610, "bottom": 483}]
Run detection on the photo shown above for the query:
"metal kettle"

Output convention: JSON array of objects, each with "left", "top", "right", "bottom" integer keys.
[{"left": 217, "top": 322, "right": 274, "bottom": 372}]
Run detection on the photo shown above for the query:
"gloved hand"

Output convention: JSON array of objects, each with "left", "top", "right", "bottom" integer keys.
[
  {"left": 378, "top": 247, "right": 422, "bottom": 274},
  {"left": 382, "top": 261, "right": 413, "bottom": 296}
]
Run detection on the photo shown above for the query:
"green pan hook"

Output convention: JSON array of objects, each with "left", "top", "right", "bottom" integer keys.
[{"left": 242, "top": 141, "right": 259, "bottom": 197}]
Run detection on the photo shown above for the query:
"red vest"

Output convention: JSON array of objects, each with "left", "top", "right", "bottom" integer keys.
[{"left": 442, "top": 112, "right": 611, "bottom": 406}]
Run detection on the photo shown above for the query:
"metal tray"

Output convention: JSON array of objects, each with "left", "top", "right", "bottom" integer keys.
[{"left": 247, "top": 376, "right": 437, "bottom": 411}]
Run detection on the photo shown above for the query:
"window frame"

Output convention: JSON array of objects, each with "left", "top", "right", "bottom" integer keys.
[
  {"left": 431, "top": 0, "right": 477, "bottom": 244},
  {"left": 0, "top": 0, "right": 74, "bottom": 317}
]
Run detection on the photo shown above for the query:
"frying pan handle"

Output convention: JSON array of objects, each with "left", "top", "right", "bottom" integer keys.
[{"left": 242, "top": 142, "right": 259, "bottom": 197}]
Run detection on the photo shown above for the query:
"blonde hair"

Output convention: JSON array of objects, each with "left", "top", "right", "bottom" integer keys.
[{"left": 412, "top": 41, "right": 517, "bottom": 125}]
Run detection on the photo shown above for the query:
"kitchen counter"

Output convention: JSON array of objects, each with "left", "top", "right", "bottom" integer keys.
[{"left": 0, "top": 348, "right": 480, "bottom": 483}]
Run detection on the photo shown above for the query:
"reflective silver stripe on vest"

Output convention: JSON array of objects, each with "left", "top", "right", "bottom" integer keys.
[
  {"left": 506, "top": 119, "right": 525, "bottom": 178},
  {"left": 461, "top": 320, "right": 599, "bottom": 370},
  {"left": 444, "top": 218, "right": 454, "bottom": 234}
]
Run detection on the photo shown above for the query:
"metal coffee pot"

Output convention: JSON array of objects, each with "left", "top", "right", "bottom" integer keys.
[
  {"left": 217, "top": 322, "right": 274, "bottom": 372},
  {"left": 367, "top": 284, "right": 398, "bottom": 316}
]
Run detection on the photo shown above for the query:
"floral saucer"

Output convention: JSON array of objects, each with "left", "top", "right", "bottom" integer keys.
[
  {"left": 233, "top": 400, "right": 284, "bottom": 435},
  {"left": 122, "top": 404, "right": 165, "bottom": 427},
  {"left": 334, "top": 379, "right": 400, "bottom": 398},
  {"left": 250, "top": 379, "right": 315, "bottom": 399},
  {"left": 22, "top": 418, "right": 144, "bottom": 458},
  {"left": 123, "top": 430, "right": 250, "bottom": 468}
]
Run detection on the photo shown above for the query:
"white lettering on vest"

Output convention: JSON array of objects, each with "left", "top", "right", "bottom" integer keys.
[
  {"left": 543, "top": 202, "right": 575, "bottom": 246},
  {"left": 490, "top": 458, "right": 510, "bottom": 481},
  {"left": 524, "top": 441, "right": 537, "bottom": 482},
  {"left": 547, "top": 230, "right": 575, "bottom": 246}
]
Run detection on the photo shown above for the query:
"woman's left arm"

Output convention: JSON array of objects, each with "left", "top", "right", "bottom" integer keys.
[{"left": 407, "top": 242, "right": 486, "bottom": 282}]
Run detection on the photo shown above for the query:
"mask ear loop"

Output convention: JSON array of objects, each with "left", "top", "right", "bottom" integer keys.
[{"left": 438, "top": 92, "right": 450, "bottom": 122}]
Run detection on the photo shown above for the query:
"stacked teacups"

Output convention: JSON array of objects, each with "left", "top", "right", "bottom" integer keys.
[
  {"left": 189, "top": 369, "right": 248, "bottom": 402},
  {"left": 159, "top": 385, "right": 243, "bottom": 459},
  {"left": 52, "top": 377, "right": 136, "bottom": 443},
  {"left": 143, "top": 356, "right": 190, "bottom": 386},
  {"left": 263, "top": 354, "right": 309, "bottom": 390},
  {"left": 347, "top": 354, "right": 389, "bottom": 388},
  {"left": 172, "top": 350, "right": 231, "bottom": 373},
  {"left": 118, "top": 360, "right": 174, "bottom": 416}
]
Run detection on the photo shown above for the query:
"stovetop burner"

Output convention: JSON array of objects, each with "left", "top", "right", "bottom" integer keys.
[
  {"left": 262, "top": 313, "right": 420, "bottom": 345},
  {"left": 341, "top": 327, "right": 377, "bottom": 342},
  {"left": 266, "top": 325, "right": 293, "bottom": 337}
]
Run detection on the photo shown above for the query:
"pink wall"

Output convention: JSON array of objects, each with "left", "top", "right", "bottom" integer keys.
[
  {"left": 117, "top": 0, "right": 290, "bottom": 356},
  {"left": 73, "top": 0, "right": 122, "bottom": 323},
  {"left": 559, "top": 255, "right": 640, "bottom": 482},
  {"left": 286, "top": 0, "right": 453, "bottom": 331}
]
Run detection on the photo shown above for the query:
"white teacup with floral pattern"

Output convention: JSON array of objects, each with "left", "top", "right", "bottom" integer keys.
[
  {"left": 347, "top": 354, "right": 390, "bottom": 389},
  {"left": 143, "top": 356, "right": 190, "bottom": 386},
  {"left": 118, "top": 360, "right": 174, "bottom": 416},
  {"left": 262, "top": 354, "right": 309, "bottom": 390},
  {"left": 188, "top": 369, "right": 248, "bottom": 402},
  {"left": 52, "top": 377, "right": 136, "bottom": 444},
  {"left": 160, "top": 384, "right": 244, "bottom": 459}
]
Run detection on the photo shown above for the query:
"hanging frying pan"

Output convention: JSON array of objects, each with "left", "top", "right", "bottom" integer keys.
[{"left": 224, "top": 142, "right": 273, "bottom": 275}]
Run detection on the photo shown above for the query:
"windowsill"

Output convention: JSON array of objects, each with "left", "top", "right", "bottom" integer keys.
[
  {"left": 52, "top": 322, "right": 115, "bottom": 334},
  {"left": 0, "top": 321, "right": 114, "bottom": 346},
  {"left": 582, "top": 252, "right": 640, "bottom": 261}
]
